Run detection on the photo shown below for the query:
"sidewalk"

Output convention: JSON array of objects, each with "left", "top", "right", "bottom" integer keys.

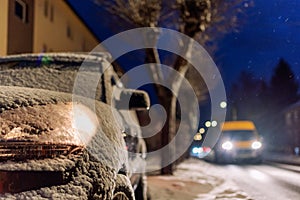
[{"left": 147, "top": 158, "right": 252, "bottom": 200}]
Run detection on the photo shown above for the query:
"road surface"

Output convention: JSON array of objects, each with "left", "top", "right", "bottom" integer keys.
[{"left": 210, "top": 161, "right": 300, "bottom": 200}]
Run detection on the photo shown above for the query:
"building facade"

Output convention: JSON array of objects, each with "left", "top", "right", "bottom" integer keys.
[{"left": 0, "top": 0, "right": 99, "bottom": 56}]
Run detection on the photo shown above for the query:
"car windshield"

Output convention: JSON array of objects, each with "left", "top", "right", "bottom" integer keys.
[{"left": 222, "top": 130, "right": 256, "bottom": 141}]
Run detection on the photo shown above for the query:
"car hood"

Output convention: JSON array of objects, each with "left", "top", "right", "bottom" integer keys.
[
  {"left": 0, "top": 86, "right": 127, "bottom": 170},
  {"left": 0, "top": 102, "right": 87, "bottom": 145},
  {"left": 0, "top": 86, "right": 127, "bottom": 198}
]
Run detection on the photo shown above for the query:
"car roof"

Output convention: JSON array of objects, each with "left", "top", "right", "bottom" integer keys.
[
  {"left": 0, "top": 52, "right": 110, "bottom": 101},
  {"left": 0, "top": 52, "right": 111, "bottom": 64},
  {"left": 221, "top": 121, "right": 256, "bottom": 131}
]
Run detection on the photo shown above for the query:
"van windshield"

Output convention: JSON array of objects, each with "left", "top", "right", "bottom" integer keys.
[{"left": 222, "top": 130, "right": 256, "bottom": 141}]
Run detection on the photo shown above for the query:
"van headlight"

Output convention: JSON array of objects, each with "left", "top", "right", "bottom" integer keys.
[
  {"left": 251, "top": 141, "right": 262, "bottom": 149},
  {"left": 221, "top": 141, "right": 233, "bottom": 150}
]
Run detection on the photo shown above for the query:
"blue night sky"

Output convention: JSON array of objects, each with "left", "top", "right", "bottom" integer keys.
[
  {"left": 68, "top": 0, "right": 300, "bottom": 91},
  {"left": 215, "top": 0, "right": 300, "bottom": 88}
]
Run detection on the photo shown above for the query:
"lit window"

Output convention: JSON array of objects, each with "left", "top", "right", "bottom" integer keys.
[{"left": 15, "top": 0, "right": 27, "bottom": 23}]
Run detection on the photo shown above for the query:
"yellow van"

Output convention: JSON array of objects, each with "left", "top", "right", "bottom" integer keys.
[{"left": 213, "top": 121, "right": 263, "bottom": 163}]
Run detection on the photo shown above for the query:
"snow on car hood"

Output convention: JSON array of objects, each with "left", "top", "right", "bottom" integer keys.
[
  {"left": 0, "top": 86, "right": 127, "bottom": 199},
  {"left": 0, "top": 86, "right": 127, "bottom": 171},
  {"left": 0, "top": 102, "right": 87, "bottom": 145},
  {"left": 0, "top": 54, "right": 128, "bottom": 199}
]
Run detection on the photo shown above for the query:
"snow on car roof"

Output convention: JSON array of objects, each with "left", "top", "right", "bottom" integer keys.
[
  {"left": 0, "top": 52, "right": 111, "bottom": 64},
  {"left": 0, "top": 54, "right": 105, "bottom": 101}
]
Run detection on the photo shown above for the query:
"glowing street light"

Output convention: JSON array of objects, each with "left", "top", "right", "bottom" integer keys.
[
  {"left": 220, "top": 101, "right": 227, "bottom": 108},
  {"left": 199, "top": 128, "right": 205, "bottom": 134},
  {"left": 211, "top": 120, "right": 218, "bottom": 127},
  {"left": 194, "top": 133, "right": 202, "bottom": 141},
  {"left": 205, "top": 121, "right": 211, "bottom": 127}
]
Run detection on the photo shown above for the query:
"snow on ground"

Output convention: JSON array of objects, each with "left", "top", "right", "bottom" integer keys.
[{"left": 147, "top": 158, "right": 252, "bottom": 200}]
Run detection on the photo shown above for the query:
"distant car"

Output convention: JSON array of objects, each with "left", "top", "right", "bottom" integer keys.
[
  {"left": 190, "top": 146, "right": 211, "bottom": 159},
  {"left": 212, "top": 121, "right": 263, "bottom": 163},
  {"left": 0, "top": 53, "right": 150, "bottom": 199}
]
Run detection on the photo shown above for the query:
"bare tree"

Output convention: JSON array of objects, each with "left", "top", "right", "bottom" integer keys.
[{"left": 95, "top": 0, "right": 251, "bottom": 174}]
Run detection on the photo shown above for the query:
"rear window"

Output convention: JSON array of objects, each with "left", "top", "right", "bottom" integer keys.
[{"left": 0, "top": 60, "right": 104, "bottom": 102}]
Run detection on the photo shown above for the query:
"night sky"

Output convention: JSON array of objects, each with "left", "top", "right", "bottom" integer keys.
[
  {"left": 68, "top": 0, "right": 300, "bottom": 91},
  {"left": 215, "top": 0, "right": 300, "bottom": 89}
]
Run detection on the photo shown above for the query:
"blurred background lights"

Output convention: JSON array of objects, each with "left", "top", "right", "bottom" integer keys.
[
  {"left": 220, "top": 101, "right": 227, "bottom": 108},
  {"left": 199, "top": 128, "right": 205, "bottom": 134},
  {"left": 194, "top": 133, "right": 202, "bottom": 141},
  {"left": 211, "top": 120, "right": 218, "bottom": 127},
  {"left": 205, "top": 121, "right": 211, "bottom": 127},
  {"left": 192, "top": 147, "right": 203, "bottom": 154}
]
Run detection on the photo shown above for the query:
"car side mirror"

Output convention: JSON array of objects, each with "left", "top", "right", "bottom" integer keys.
[{"left": 115, "top": 89, "right": 150, "bottom": 110}]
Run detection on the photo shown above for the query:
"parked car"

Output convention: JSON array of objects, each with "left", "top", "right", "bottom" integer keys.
[
  {"left": 0, "top": 53, "right": 150, "bottom": 199},
  {"left": 211, "top": 121, "right": 263, "bottom": 164},
  {"left": 119, "top": 110, "right": 147, "bottom": 200}
]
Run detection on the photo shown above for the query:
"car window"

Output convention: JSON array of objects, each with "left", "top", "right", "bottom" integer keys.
[
  {"left": 0, "top": 58, "right": 105, "bottom": 102},
  {"left": 222, "top": 130, "right": 256, "bottom": 141}
]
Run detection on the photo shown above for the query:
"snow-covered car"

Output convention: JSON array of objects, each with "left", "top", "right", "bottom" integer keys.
[
  {"left": 119, "top": 110, "right": 148, "bottom": 199},
  {"left": 0, "top": 53, "right": 150, "bottom": 199}
]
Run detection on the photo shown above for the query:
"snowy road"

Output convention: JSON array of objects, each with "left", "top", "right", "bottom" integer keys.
[
  {"left": 207, "top": 161, "right": 300, "bottom": 200},
  {"left": 147, "top": 158, "right": 300, "bottom": 200}
]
